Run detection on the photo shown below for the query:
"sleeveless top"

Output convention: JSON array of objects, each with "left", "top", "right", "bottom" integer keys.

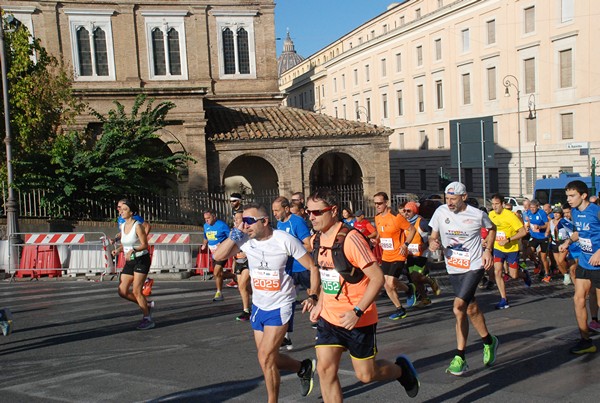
[{"left": 120, "top": 220, "right": 149, "bottom": 256}]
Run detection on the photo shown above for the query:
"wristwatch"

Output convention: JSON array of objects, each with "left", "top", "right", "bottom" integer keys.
[
  {"left": 309, "top": 294, "right": 318, "bottom": 302},
  {"left": 353, "top": 306, "right": 364, "bottom": 317},
  {"left": 404, "top": 241, "right": 410, "bottom": 247}
]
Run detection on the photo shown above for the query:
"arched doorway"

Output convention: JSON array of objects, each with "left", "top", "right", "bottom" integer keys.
[
  {"left": 223, "top": 155, "right": 279, "bottom": 197},
  {"left": 310, "top": 152, "right": 362, "bottom": 187}
]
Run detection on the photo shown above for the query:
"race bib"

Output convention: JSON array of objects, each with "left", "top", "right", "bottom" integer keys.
[
  {"left": 579, "top": 237, "right": 593, "bottom": 253},
  {"left": 380, "top": 237, "right": 394, "bottom": 251},
  {"left": 408, "top": 243, "right": 420, "bottom": 255},
  {"left": 252, "top": 269, "right": 281, "bottom": 291},
  {"left": 496, "top": 231, "right": 507, "bottom": 242},
  {"left": 447, "top": 249, "right": 471, "bottom": 270},
  {"left": 320, "top": 269, "right": 341, "bottom": 295}
]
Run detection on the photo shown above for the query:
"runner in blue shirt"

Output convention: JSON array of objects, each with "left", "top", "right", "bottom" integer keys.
[
  {"left": 560, "top": 180, "right": 600, "bottom": 354},
  {"left": 523, "top": 200, "right": 551, "bottom": 282},
  {"left": 201, "top": 209, "right": 233, "bottom": 302},
  {"left": 272, "top": 196, "right": 313, "bottom": 350}
]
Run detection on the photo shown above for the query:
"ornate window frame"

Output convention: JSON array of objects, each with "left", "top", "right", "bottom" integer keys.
[{"left": 212, "top": 10, "right": 258, "bottom": 79}]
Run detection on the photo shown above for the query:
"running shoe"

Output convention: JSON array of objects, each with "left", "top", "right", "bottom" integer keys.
[
  {"left": 406, "top": 283, "right": 417, "bottom": 308},
  {"left": 213, "top": 291, "right": 224, "bottom": 302},
  {"left": 485, "top": 281, "right": 495, "bottom": 291},
  {"left": 446, "top": 355, "right": 468, "bottom": 376},
  {"left": 495, "top": 299, "right": 509, "bottom": 310},
  {"left": 588, "top": 320, "right": 600, "bottom": 333},
  {"left": 142, "top": 278, "right": 154, "bottom": 296},
  {"left": 136, "top": 317, "right": 155, "bottom": 330},
  {"left": 429, "top": 276, "right": 441, "bottom": 296},
  {"left": 478, "top": 276, "right": 489, "bottom": 289},
  {"left": 542, "top": 275, "right": 552, "bottom": 283},
  {"left": 519, "top": 262, "right": 528, "bottom": 270},
  {"left": 417, "top": 297, "right": 432, "bottom": 308},
  {"left": 280, "top": 337, "right": 293, "bottom": 351},
  {"left": 569, "top": 338, "right": 597, "bottom": 354},
  {"left": 523, "top": 270, "right": 532, "bottom": 287},
  {"left": 503, "top": 273, "right": 511, "bottom": 282},
  {"left": 389, "top": 307, "right": 408, "bottom": 320},
  {"left": 533, "top": 264, "right": 541, "bottom": 275},
  {"left": 226, "top": 280, "right": 238, "bottom": 288},
  {"left": 563, "top": 274, "right": 572, "bottom": 286},
  {"left": 236, "top": 311, "right": 250, "bottom": 322},
  {"left": 483, "top": 335, "right": 499, "bottom": 366},
  {"left": 395, "top": 355, "right": 420, "bottom": 398},
  {"left": 298, "top": 358, "right": 316, "bottom": 397}
]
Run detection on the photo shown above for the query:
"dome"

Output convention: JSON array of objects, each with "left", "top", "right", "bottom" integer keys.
[{"left": 277, "top": 30, "right": 305, "bottom": 77}]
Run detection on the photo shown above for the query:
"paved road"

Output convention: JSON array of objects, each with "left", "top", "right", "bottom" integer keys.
[{"left": 0, "top": 267, "right": 598, "bottom": 402}]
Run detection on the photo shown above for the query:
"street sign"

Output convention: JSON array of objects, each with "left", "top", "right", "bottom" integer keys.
[{"left": 567, "top": 142, "right": 589, "bottom": 149}]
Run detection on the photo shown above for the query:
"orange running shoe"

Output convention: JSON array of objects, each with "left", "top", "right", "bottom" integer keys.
[{"left": 142, "top": 278, "right": 154, "bottom": 296}]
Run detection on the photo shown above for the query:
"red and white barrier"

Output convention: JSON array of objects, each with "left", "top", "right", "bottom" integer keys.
[
  {"left": 148, "top": 233, "right": 190, "bottom": 244},
  {"left": 25, "top": 233, "right": 85, "bottom": 244}
]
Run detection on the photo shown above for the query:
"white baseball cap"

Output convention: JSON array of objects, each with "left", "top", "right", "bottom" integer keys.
[{"left": 445, "top": 182, "right": 467, "bottom": 195}]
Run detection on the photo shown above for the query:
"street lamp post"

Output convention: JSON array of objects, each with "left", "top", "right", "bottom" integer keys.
[
  {"left": 503, "top": 74, "right": 523, "bottom": 197},
  {"left": 527, "top": 94, "right": 537, "bottom": 180},
  {"left": 0, "top": 11, "right": 20, "bottom": 272}
]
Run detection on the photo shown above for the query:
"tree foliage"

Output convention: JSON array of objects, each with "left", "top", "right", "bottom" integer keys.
[{"left": 15, "top": 95, "right": 195, "bottom": 218}]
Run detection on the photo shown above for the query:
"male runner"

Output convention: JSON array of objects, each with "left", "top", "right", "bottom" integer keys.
[
  {"left": 272, "top": 196, "right": 313, "bottom": 349},
  {"left": 212, "top": 203, "right": 317, "bottom": 401},
  {"left": 373, "top": 192, "right": 417, "bottom": 320},
  {"left": 307, "top": 189, "right": 420, "bottom": 401},
  {"left": 523, "top": 200, "right": 551, "bottom": 282},
  {"left": 201, "top": 209, "right": 233, "bottom": 301},
  {"left": 429, "top": 182, "right": 499, "bottom": 376},
  {"left": 559, "top": 180, "right": 600, "bottom": 354},
  {"left": 488, "top": 194, "right": 531, "bottom": 310}
]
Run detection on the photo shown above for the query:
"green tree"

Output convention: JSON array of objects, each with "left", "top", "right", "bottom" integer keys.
[{"left": 17, "top": 95, "right": 195, "bottom": 218}]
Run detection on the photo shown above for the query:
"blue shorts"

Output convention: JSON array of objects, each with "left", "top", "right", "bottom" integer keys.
[
  {"left": 250, "top": 304, "right": 294, "bottom": 332},
  {"left": 493, "top": 250, "right": 519, "bottom": 268}
]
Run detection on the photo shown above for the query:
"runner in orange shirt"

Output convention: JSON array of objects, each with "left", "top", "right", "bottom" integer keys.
[{"left": 307, "top": 189, "right": 419, "bottom": 402}]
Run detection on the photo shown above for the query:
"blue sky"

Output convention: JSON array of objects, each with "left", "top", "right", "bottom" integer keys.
[{"left": 275, "top": 0, "right": 400, "bottom": 57}]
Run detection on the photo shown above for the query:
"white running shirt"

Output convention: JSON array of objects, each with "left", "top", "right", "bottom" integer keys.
[
  {"left": 429, "top": 204, "right": 493, "bottom": 274},
  {"left": 237, "top": 230, "right": 307, "bottom": 310}
]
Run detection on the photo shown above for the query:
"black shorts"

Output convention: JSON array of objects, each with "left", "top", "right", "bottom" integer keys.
[
  {"left": 315, "top": 318, "right": 377, "bottom": 359},
  {"left": 234, "top": 259, "right": 249, "bottom": 275},
  {"left": 122, "top": 253, "right": 151, "bottom": 275},
  {"left": 291, "top": 270, "right": 311, "bottom": 290},
  {"left": 212, "top": 258, "right": 227, "bottom": 267},
  {"left": 529, "top": 237, "right": 549, "bottom": 252},
  {"left": 449, "top": 268, "right": 485, "bottom": 304},
  {"left": 575, "top": 265, "right": 600, "bottom": 288},
  {"left": 380, "top": 260, "right": 406, "bottom": 277}
]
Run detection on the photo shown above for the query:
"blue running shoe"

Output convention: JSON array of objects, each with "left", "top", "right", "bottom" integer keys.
[
  {"left": 395, "top": 354, "right": 420, "bottom": 398},
  {"left": 523, "top": 269, "right": 532, "bottom": 287},
  {"left": 495, "top": 298, "right": 509, "bottom": 310},
  {"left": 389, "top": 307, "right": 408, "bottom": 320},
  {"left": 406, "top": 283, "right": 417, "bottom": 308}
]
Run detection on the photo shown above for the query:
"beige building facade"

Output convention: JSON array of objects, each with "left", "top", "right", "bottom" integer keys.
[
  {"left": 280, "top": 0, "right": 600, "bottom": 199},
  {"left": 2, "top": 0, "right": 391, "bottom": 201}
]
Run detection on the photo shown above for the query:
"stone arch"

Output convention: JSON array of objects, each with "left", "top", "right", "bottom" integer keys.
[
  {"left": 222, "top": 154, "right": 279, "bottom": 195},
  {"left": 308, "top": 150, "right": 363, "bottom": 187}
]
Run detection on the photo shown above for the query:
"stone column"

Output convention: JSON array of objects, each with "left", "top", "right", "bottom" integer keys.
[{"left": 184, "top": 116, "right": 208, "bottom": 192}]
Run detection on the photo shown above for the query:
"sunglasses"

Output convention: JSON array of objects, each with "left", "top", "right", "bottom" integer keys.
[
  {"left": 242, "top": 216, "right": 266, "bottom": 225},
  {"left": 374, "top": 201, "right": 386, "bottom": 206},
  {"left": 306, "top": 206, "right": 334, "bottom": 216}
]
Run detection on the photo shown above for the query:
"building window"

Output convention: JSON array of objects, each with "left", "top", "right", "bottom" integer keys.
[
  {"left": 561, "top": 113, "right": 573, "bottom": 139},
  {"left": 415, "top": 8, "right": 421, "bottom": 19},
  {"left": 322, "top": 85, "right": 325, "bottom": 98},
  {"left": 438, "top": 0, "right": 444, "bottom": 8},
  {"left": 560, "top": 49, "right": 573, "bottom": 88},
  {"left": 214, "top": 11, "right": 258, "bottom": 79},
  {"left": 486, "top": 20, "right": 496, "bottom": 45},
  {"left": 343, "top": 104, "right": 347, "bottom": 119},
  {"left": 143, "top": 13, "right": 188, "bottom": 80},
  {"left": 383, "top": 24, "right": 388, "bottom": 33},
  {"left": 365, "top": 64, "right": 370, "bottom": 82},
  {"left": 366, "top": 98, "right": 371, "bottom": 122},
  {"left": 419, "top": 130, "right": 428, "bottom": 150},
  {"left": 397, "top": 89, "right": 404, "bottom": 116},
  {"left": 399, "top": 169, "right": 406, "bottom": 189},
  {"left": 487, "top": 67, "right": 496, "bottom": 100},
  {"left": 524, "top": 6, "right": 535, "bottom": 34},
  {"left": 526, "top": 117, "right": 536, "bottom": 142},
  {"left": 462, "top": 73, "right": 471, "bottom": 105},
  {"left": 434, "top": 39, "right": 442, "bottom": 61},
  {"left": 561, "top": 0, "right": 574, "bottom": 23},
  {"left": 399, "top": 132, "right": 405, "bottom": 150},
  {"left": 416, "top": 45, "right": 423, "bottom": 66},
  {"left": 66, "top": 10, "right": 116, "bottom": 80},
  {"left": 334, "top": 106, "right": 338, "bottom": 118},
  {"left": 400, "top": 16, "right": 405, "bottom": 26},
  {"left": 353, "top": 68, "right": 358, "bottom": 85},
  {"left": 382, "top": 93, "right": 388, "bottom": 119},
  {"left": 417, "top": 84, "right": 424, "bottom": 112},
  {"left": 420, "top": 169, "right": 427, "bottom": 190},
  {"left": 462, "top": 29, "right": 470, "bottom": 52},
  {"left": 381, "top": 58, "right": 387, "bottom": 77},
  {"left": 341, "top": 74, "right": 346, "bottom": 90},
  {"left": 437, "top": 127, "right": 445, "bottom": 148},
  {"left": 333, "top": 77, "right": 337, "bottom": 92},
  {"left": 370, "top": 29, "right": 375, "bottom": 39},
  {"left": 395, "top": 53, "right": 402, "bottom": 72},
  {"left": 436, "top": 80, "right": 443, "bottom": 109},
  {"left": 355, "top": 100, "right": 360, "bottom": 119},
  {"left": 524, "top": 57, "right": 535, "bottom": 93}
]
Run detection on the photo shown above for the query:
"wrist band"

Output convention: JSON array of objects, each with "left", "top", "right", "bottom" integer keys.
[{"left": 229, "top": 227, "right": 245, "bottom": 242}]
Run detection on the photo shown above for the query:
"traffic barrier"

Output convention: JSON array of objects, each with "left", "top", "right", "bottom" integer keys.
[
  {"left": 194, "top": 248, "right": 234, "bottom": 279},
  {"left": 9, "top": 232, "right": 113, "bottom": 280},
  {"left": 148, "top": 233, "right": 191, "bottom": 273}
]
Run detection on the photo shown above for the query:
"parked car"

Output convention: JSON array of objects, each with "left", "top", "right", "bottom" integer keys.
[{"left": 504, "top": 196, "right": 528, "bottom": 213}]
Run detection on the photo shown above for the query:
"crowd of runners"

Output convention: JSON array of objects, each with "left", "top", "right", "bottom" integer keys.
[{"left": 104, "top": 181, "right": 599, "bottom": 402}]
